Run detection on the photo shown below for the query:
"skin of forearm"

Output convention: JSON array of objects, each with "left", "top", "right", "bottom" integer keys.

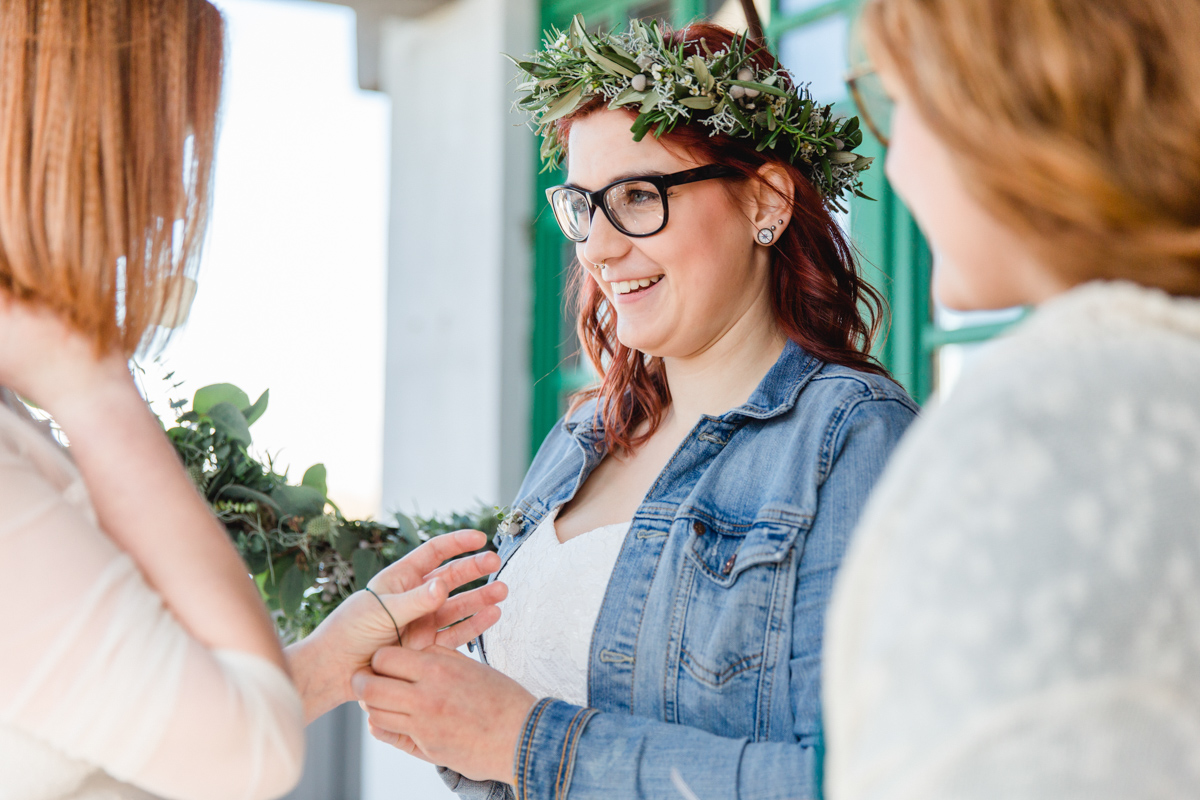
[
  {"left": 49, "top": 367, "right": 285, "bottom": 669},
  {"left": 285, "top": 633, "right": 353, "bottom": 724}
]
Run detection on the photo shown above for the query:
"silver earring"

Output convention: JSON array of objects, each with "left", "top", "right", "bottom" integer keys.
[{"left": 756, "top": 228, "right": 775, "bottom": 245}]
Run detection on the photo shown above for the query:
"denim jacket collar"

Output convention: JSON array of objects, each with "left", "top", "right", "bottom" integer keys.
[
  {"left": 564, "top": 339, "right": 823, "bottom": 439},
  {"left": 502, "top": 340, "right": 826, "bottom": 543}
]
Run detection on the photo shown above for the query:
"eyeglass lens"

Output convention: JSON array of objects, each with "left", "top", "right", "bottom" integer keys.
[
  {"left": 851, "top": 70, "right": 893, "bottom": 147},
  {"left": 550, "top": 189, "right": 591, "bottom": 241},
  {"left": 604, "top": 181, "right": 665, "bottom": 236},
  {"left": 549, "top": 180, "right": 666, "bottom": 241}
]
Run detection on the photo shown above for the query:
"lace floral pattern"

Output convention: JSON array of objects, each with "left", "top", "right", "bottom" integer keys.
[
  {"left": 485, "top": 511, "right": 630, "bottom": 707},
  {"left": 824, "top": 282, "right": 1200, "bottom": 800}
]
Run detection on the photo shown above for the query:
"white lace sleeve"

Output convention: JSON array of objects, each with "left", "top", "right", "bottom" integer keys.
[{"left": 0, "top": 414, "right": 304, "bottom": 800}]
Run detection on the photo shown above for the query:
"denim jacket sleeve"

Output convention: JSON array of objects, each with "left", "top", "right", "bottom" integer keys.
[{"left": 508, "top": 397, "right": 914, "bottom": 800}]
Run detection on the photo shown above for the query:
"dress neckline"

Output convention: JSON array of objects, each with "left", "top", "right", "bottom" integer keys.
[{"left": 543, "top": 507, "right": 630, "bottom": 546}]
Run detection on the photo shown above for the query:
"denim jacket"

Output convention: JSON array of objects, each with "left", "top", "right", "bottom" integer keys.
[{"left": 440, "top": 340, "right": 917, "bottom": 800}]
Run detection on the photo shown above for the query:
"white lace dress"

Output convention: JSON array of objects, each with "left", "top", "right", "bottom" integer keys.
[
  {"left": 0, "top": 402, "right": 305, "bottom": 800},
  {"left": 823, "top": 281, "right": 1200, "bottom": 800},
  {"left": 484, "top": 510, "right": 630, "bottom": 706}
]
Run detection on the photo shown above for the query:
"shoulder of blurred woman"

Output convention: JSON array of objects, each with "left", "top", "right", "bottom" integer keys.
[
  {"left": 823, "top": 284, "right": 1200, "bottom": 800},
  {"left": 845, "top": 278, "right": 1200, "bottom": 547},
  {"left": 948, "top": 279, "right": 1200, "bottom": 421}
]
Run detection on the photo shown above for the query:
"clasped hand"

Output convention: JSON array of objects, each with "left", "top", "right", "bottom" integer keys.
[
  {"left": 306, "top": 529, "right": 537, "bottom": 786},
  {"left": 288, "top": 530, "right": 512, "bottom": 727}
]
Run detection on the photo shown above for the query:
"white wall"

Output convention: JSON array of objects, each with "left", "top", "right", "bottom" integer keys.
[
  {"left": 365, "top": 0, "right": 535, "bottom": 796},
  {"left": 377, "top": 0, "right": 534, "bottom": 520}
]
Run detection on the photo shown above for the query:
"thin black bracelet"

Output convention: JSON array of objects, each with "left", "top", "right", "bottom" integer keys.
[{"left": 363, "top": 586, "right": 402, "bottom": 644}]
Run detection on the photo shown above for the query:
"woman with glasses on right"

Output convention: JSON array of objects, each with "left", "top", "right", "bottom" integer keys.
[{"left": 824, "top": 1, "right": 1200, "bottom": 798}]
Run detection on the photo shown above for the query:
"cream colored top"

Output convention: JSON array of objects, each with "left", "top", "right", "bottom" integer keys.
[
  {"left": 485, "top": 510, "right": 630, "bottom": 707},
  {"left": 0, "top": 402, "right": 304, "bottom": 800},
  {"left": 824, "top": 281, "right": 1200, "bottom": 800}
]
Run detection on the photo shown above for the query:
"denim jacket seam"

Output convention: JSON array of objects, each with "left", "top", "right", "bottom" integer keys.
[
  {"left": 518, "top": 697, "right": 554, "bottom": 800},
  {"left": 757, "top": 546, "right": 796, "bottom": 740},
  {"left": 815, "top": 392, "right": 895, "bottom": 483},
  {"left": 553, "top": 708, "right": 582, "bottom": 796},
  {"left": 628, "top": 531, "right": 669, "bottom": 711},
  {"left": 556, "top": 706, "right": 598, "bottom": 799},
  {"left": 664, "top": 560, "right": 698, "bottom": 721},
  {"left": 619, "top": 437, "right": 702, "bottom": 712}
]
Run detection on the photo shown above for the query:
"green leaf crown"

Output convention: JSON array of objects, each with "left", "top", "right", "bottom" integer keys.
[{"left": 509, "top": 15, "right": 874, "bottom": 210}]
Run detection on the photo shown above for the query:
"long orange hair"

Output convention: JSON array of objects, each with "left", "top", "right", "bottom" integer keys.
[
  {"left": 0, "top": 0, "right": 225, "bottom": 355},
  {"left": 862, "top": 0, "right": 1200, "bottom": 296},
  {"left": 559, "top": 22, "right": 889, "bottom": 455}
]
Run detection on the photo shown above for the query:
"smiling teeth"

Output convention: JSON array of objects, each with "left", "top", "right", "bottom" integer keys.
[{"left": 613, "top": 275, "right": 663, "bottom": 295}]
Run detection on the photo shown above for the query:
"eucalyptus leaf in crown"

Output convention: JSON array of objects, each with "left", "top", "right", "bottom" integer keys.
[{"left": 508, "top": 15, "right": 874, "bottom": 211}]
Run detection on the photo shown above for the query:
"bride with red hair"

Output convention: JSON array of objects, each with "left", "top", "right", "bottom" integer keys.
[{"left": 354, "top": 19, "right": 918, "bottom": 800}]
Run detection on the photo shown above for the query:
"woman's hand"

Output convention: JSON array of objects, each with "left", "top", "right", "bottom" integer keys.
[
  {"left": 353, "top": 645, "right": 538, "bottom": 784},
  {"left": 286, "top": 530, "right": 507, "bottom": 723}
]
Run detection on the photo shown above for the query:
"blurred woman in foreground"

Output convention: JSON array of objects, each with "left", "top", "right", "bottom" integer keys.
[
  {"left": 0, "top": 3, "right": 502, "bottom": 798},
  {"left": 824, "top": 1, "right": 1200, "bottom": 797}
]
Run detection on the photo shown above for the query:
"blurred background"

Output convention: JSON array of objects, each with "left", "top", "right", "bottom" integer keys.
[{"left": 153, "top": 0, "right": 1020, "bottom": 796}]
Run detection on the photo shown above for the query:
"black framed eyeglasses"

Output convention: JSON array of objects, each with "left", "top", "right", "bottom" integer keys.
[{"left": 546, "top": 164, "right": 739, "bottom": 242}]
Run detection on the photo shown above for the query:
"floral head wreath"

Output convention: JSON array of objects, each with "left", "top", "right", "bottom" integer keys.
[{"left": 508, "top": 15, "right": 874, "bottom": 211}]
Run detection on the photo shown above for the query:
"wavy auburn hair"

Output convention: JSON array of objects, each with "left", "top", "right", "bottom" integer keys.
[
  {"left": 862, "top": 0, "right": 1200, "bottom": 296},
  {"left": 557, "top": 22, "right": 888, "bottom": 455},
  {"left": 0, "top": 0, "right": 225, "bottom": 355}
]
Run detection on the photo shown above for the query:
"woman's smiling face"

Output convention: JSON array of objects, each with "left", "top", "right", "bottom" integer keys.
[{"left": 567, "top": 109, "right": 776, "bottom": 359}]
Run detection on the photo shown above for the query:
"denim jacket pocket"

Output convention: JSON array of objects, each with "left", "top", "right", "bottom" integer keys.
[
  {"left": 685, "top": 514, "right": 808, "bottom": 588},
  {"left": 672, "top": 513, "right": 808, "bottom": 738}
]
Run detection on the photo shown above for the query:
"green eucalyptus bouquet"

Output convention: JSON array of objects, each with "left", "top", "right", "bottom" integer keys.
[
  {"left": 510, "top": 14, "right": 873, "bottom": 210},
  {"left": 164, "top": 382, "right": 500, "bottom": 642}
]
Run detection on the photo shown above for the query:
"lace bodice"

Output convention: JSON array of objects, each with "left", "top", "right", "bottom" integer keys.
[
  {"left": 0, "top": 402, "right": 304, "bottom": 800},
  {"left": 824, "top": 282, "right": 1200, "bottom": 800},
  {"left": 484, "top": 510, "right": 630, "bottom": 706}
]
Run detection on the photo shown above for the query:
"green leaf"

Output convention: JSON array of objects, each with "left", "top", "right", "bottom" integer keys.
[
  {"left": 609, "top": 86, "right": 648, "bottom": 108},
  {"left": 302, "top": 463, "right": 328, "bottom": 497},
  {"left": 352, "top": 548, "right": 383, "bottom": 591},
  {"left": 639, "top": 89, "right": 662, "bottom": 114},
  {"left": 514, "top": 59, "right": 551, "bottom": 78},
  {"left": 193, "top": 384, "right": 250, "bottom": 416},
  {"left": 270, "top": 485, "right": 327, "bottom": 519},
  {"left": 279, "top": 562, "right": 307, "bottom": 618},
  {"left": 796, "top": 101, "right": 813, "bottom": 131},
  {"left": 215, "top": 485, "right": 282, "bottom": 516},
  {"left": 569, "top": 14, "right": 588, "bottom": 45},
  {"left": 608, "top": 41, "right": 637, "bottom": 64},
  {"left": 539, "top": 83, "right": 586, "bottom": 126},
  {"left": 679, "top": 96, "right": 716, "bottom": 110},
  {"left": 630, "top": 112, "right": 657, "bottom": 141},
  {"left": 244, "top": 547, "right": 269, "bottom": 575},
  {"left": 580, "top": 37, "right": 637, "bottom": 77},
  {"left": 727, "top": 79, "right": 787, "bottom": 98},
  {"left": 208, "top": 402, "right": 252, "bottom": 445},
  {"left": 395, "top": 513, "right": 419, "bottom": 543},
  {"left": 244, "top": 389, "right": 269, "bottom": 427},
  {"left": 334, "top": 526, "right": 360, "bottom": 560},
  {"left": 687, "top": 55, "right": 713, "bottom": 92}
]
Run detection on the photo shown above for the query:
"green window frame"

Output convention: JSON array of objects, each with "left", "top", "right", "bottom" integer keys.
[{"left": 527, "top": 0, "right": 1012, "bottom": 459}]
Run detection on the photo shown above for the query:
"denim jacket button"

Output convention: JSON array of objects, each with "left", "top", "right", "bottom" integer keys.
[
  {"left": 693, "top": 520, "right": 706, "bottom": 536},
  {"left": 722, "top": 554, "right": 736, "bottom": 575}
]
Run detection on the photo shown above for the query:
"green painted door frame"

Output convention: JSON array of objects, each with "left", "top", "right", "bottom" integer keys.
[{"left": 527, "top": 0, "right": 941, "bottom": 460}]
